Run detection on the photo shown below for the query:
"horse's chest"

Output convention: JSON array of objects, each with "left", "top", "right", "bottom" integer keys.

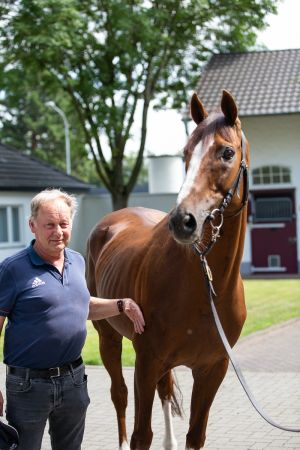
[{"left": 144, "top": 313, "right": 226, "bottom": 368}]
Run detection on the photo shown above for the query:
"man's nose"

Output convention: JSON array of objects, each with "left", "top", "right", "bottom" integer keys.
[{"left": 53, "top": 225, "right": 63, "bottom": 235}]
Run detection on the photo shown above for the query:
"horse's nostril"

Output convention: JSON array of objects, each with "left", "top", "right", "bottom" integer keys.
[
  {"left": 169, "top": 210, "right": 197, "bottom": 240},
  {"left": 182, "top": 214, "right": 196, "bottom": 233}
]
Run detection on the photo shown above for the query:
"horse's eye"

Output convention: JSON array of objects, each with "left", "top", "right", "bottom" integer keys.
[{"left": 222, "top": 147, "right": 235, "bottom": 161}]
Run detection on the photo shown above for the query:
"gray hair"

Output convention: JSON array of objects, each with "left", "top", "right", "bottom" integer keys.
[{"left": 30, "top": 189, "right": 78, "bottom": 220}]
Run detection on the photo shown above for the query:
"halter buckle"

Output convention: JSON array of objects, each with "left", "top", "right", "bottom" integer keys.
[{"left": 208, "top": 209, "right": 224, "bottom": 239}]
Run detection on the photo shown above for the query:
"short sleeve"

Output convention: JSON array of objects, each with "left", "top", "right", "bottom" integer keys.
[{"left": 0, "top": 261, "right": 17, "bottom": 317}]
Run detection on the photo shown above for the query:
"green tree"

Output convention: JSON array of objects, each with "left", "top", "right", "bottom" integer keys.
[
  {"left": 0, "top": 0, "right": 278, "bottom": 209},
  {"left": 0, "top": 65, "right": 99, "bottom": 182}
]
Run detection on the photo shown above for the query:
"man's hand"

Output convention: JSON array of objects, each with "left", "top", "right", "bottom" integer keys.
[{"left": 122, "top": 298, "right": 145, "bottom": 334}]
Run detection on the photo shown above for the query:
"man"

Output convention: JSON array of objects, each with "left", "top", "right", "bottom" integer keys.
[{"left": 0, "top": 188, "right": 145, "bottom": 450}]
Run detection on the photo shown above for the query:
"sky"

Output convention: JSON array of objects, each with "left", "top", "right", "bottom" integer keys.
[{"left": 144, "top": 0, "right": 300, "bottom": 157}]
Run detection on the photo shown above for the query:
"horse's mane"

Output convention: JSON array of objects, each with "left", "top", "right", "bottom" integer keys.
[{"left": 183, "top": 112, "right": 239, "bottom": 161}]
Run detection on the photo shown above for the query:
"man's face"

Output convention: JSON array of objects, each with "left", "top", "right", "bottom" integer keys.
[{"left": 29, "top": 199, "right": 72, "bottom": 257}]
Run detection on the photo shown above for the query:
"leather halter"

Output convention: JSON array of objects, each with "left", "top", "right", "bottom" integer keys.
[
  {"left": 192, "top": 131, "right": 300, "bottom": 433},
  {"left": 193, "top": 131, "right": 248, "bottom": 258},
  {"left": 217, "top": 130, "right": 249, "bottom": 216}
]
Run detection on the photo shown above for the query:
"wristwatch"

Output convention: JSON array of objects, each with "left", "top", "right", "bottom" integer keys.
[{"left": 117, "top": 299, "right": 124, "bottom": 313}]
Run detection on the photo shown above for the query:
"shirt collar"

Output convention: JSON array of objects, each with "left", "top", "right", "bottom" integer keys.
[{"left": 27, "top": 240, "right": 71, "bottom": 266}]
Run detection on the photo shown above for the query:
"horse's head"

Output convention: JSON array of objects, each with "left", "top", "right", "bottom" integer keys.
[{"left": 169, "top": 90, "right": 249, "bottom": 245}]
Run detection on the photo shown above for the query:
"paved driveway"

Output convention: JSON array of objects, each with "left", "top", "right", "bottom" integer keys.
[{"left": 1, "top": 318, "right": 300, "bottom": 449}]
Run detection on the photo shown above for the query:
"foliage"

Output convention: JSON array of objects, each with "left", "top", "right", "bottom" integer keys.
[{"left": 0, "top": 0, "right": 278, "bottom": 208}]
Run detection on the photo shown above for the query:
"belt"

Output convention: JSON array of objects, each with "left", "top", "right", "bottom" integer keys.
[{"left": 7, "top": 356, "right": 83, "bottom": 379}]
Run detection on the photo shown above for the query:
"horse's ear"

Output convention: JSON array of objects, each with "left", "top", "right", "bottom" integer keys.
[
  {"left": 221, "top": 90, "right": 238, "bottom": 126},
  {"left": 190, "top": 93, "right": 208, "bottom": 124}
]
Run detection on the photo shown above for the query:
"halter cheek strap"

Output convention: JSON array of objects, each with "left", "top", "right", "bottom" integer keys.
[{"left": 217, "top": 131, "right": 249, "bottom": 215}]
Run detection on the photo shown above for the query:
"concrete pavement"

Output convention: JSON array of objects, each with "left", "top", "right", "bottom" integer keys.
[{"left": 1, "top": 318, "right": 300, "bottom": 449}]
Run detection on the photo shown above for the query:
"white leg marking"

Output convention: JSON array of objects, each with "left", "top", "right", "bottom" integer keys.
[
  {"left": 119, "top": 441, "right": 130, "bottom": 450},
  {"left": 162, "top": 400, "right": 178, "bottom": 450}
]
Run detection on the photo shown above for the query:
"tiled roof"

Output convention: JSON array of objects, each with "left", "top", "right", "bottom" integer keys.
[
  {"left": 196, "top": 49, "right": 300, "bottom": 116},
  {"left": 0, "top": 143, "right": 93, "bottom": 192}
]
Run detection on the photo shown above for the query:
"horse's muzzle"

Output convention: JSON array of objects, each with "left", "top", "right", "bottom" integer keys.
[{"left": 168, "top": 208, "right": 197, "bottom": 243}]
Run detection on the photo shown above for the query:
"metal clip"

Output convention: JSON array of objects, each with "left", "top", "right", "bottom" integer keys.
[{"left": 209, "top": 209, "right": 223, "bottom": 241}]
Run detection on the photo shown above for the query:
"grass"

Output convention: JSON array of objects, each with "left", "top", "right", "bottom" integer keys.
[
  {"left": 1, "top": 280, "right": 299, "bottom": 366},
  {"left": 241, "top": 279, "right": 300, "bottom": 336},
  {"left": 82, "top": 322, "right": 135, "bottom": 366}
]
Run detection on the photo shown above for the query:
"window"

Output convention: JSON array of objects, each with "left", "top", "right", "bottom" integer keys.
[
  {"left": 268, "top": 255, "right": 281, "bottom": 268},
  {"left": 252, "top": 166, "right": 291, "bottom": 185},
  {"left": 0, "top": 206, "right": 22, "bottom": 245},
  {"left": 254, "top": 197, "right": 292, "bottom": 222}
]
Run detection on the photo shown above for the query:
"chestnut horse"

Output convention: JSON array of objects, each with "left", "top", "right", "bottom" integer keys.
[{"left": 86, "top": 90, "right": 249, "bottom": 449}]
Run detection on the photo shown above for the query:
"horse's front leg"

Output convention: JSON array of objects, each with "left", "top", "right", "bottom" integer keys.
[
  {"left": 186, "top": 358, "right": 229, "bottom": 450},
  {"left": 93, "top": 319, "right": 129, "bottom": 450},
  {"left": 130, "top": 353, "right": 161, "bottom": 450}
]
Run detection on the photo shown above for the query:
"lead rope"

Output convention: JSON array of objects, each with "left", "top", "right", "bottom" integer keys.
[
  {"left": 192, "top": 131, "right": 300, "bottom": 431},
  {"left": 193, "top": 245, "right": 300, "bottom": 433}
]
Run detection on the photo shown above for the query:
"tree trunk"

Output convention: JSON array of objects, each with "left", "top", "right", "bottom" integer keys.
[{"left": 112, "top": 191, "right": 130, "bottom": 211}]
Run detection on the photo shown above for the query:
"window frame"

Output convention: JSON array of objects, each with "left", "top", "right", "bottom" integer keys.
[
  {"left": 0, "top": 204, "right": 23, "bottom": 248},
  {"left": 253, "top": 196, "right": 293, "bottom": 222},
  {"left": 252, "top": 165, "right": 291, "bottom": 186}
]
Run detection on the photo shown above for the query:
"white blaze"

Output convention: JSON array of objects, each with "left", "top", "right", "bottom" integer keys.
[{"left": 177, "top": 141, "right": 203, "bottom": 205}]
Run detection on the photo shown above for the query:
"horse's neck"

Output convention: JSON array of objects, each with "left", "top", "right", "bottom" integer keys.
[
  {"left": 153, "top": 209, "right": 247, "bottom": 283},
  {"left": 207, "top": 209, "right": 247, "bottom": 291}
]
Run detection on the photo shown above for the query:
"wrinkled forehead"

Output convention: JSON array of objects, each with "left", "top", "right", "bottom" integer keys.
[
  {"left": 184, "top": 113, "right": 238, "bottom": 160},
  {"left": 37, "top": 199, "right": 72, "bottom": 219}
]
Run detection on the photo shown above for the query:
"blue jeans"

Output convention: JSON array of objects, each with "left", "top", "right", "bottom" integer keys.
[{"left": 5, "top": 364, "right": 90, "bottom": 450}]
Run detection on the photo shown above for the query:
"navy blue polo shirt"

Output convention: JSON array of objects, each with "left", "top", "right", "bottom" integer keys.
[{"left": 0, "top": 241, "right": 90, "bottom": 368}]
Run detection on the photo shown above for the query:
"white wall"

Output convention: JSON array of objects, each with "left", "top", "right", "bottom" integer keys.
[
  {"left": 148, "top": 155, "right": 185, "bottom": 194},
  {"left": 241, "top": 114, "right": 300, "bottom": 271},
  {"left": 72, "top": 192, "right": 177, "bottom": 256}
]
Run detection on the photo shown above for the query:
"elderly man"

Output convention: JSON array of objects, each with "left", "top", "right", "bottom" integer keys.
[{"left": 0, "top": 188, "right": 145, "bottom": 450}]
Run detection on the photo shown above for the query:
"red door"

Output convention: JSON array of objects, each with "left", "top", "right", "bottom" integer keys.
[{"left": 251, "top": 190, "right": 298, "bottom": 274}]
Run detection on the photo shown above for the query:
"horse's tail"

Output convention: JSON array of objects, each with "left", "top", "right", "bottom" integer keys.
[
  {"left": 157, "top": 370, "right": 183, "bottom": 418},
  {"left": 170, "top": 370, "right": 183, "bottom": 417}
]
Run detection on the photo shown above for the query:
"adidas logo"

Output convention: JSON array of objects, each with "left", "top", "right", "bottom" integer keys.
[{"left": 32, "top": 277, "right": 46, "bottom": 288}]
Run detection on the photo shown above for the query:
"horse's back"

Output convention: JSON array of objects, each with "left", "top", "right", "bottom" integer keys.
[
  {"left": 96, "top": 206, "right": 166, "bottom": 231},
  {"left": 87, "top": 207, "right": 166, "bottom": 259},
  {"left": 86, "top": 207, "right": 167, "bottom": 339},
  {"left": 87, "top": 206, "right": 167, "bottom": 283}
]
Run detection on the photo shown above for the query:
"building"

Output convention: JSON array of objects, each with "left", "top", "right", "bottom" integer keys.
[
  {"left": 195, "top": 48, "right": 300, "bottom": 274},
  {"left": 2, "top": 49, "right": 300, "bottom": 275},
  {"left": 0, "top": 144, "right": 92, "bottom": 261}
]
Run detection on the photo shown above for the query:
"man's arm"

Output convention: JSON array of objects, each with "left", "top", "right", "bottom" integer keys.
[
  {"left": 0, "top": 316, "right": 5, "bottom": 416},
  {"left": 0, "top": 316, "right": 5, "bottom": 336},
  {"left": 88, "top": 297, "right": 145, "bottom": 334}
]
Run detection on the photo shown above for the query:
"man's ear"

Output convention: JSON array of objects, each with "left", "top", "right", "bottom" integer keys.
[{"left": 29, "top": 218, "right": 35, "bottom": 233}]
